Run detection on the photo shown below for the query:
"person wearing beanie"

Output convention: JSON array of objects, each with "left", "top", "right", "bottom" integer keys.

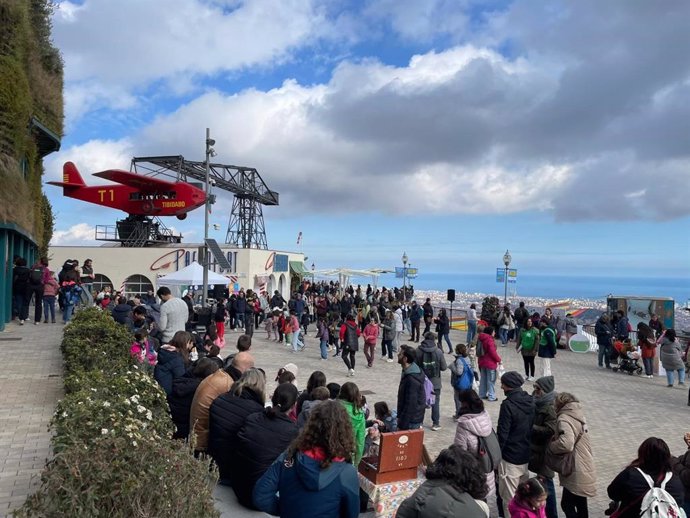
[
  {"left": 497, "top": 371, "right": 536, "bottom": 518},
  {"left": 529, "top": 376, "right": 558, "bottom": 518}
]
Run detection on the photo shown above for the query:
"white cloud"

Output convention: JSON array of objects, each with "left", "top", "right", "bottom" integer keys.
[
  {"left": 51, "top": 223, "right": 98, "bottom": 246},
  {"left": 44, "top": 139, "right": 135, "bottom": 182}
]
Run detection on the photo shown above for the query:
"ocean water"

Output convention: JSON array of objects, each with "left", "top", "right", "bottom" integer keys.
[{"left": 371, "top": 273, "right": 690, "bottom": 304}]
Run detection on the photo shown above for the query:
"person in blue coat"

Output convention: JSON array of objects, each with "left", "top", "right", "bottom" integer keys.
[{"left": 253, "top": 400, "right": 360, "bottom": 518}]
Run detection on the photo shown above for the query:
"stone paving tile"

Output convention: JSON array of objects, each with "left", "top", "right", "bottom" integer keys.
[{"left": 0, "top": 320, "right": 63, "bottom": 518}]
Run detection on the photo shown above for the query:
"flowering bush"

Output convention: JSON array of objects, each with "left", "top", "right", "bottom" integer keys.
[
  {"left": 53, "top": 368, "right": 173, "bottom": 453},
  {"left": 15, "top": 436, "right": 219, "bottom": 518},
  {"left": 15, "top": 308, "right": 219, "bottom": 517}
]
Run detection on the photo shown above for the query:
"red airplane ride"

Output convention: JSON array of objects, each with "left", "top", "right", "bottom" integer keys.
[{"left": 48, "top": 162, "right": 206, "bottom": 220}]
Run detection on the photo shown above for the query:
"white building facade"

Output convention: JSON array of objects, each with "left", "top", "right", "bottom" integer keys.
[{"left": 49, "top": 244, "right": 306, "bottom": 299}]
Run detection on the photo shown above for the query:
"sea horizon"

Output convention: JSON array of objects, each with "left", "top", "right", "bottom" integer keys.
[{"left": 353, "top": 272, "right": 689, "bottom": 304}]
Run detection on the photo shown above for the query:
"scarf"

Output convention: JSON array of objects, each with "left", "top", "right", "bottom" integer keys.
[{"left": 534, "top": 390, "right": 556, "bottom": 408}]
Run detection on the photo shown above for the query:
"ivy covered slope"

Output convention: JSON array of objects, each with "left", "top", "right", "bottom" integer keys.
[{"left": 0, "top": 0, "right": 63, "bottom": 253}]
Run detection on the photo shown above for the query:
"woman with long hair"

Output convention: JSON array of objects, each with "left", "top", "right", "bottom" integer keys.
[
  {"left": 608, "top": 437, "right": 684, "bottom": 517},
  {"left": 296, "top": 370, "right": 327, "bottom": 416},
  {"left": 453, "top": 389, "right": 496, "bottom": 502},
  {"left": 253, "top": 400, "right": 359, "bottom": 518},
  {"left": 659, "top": 329, "right": 686, "bottom": 387},
  {"left": 232, "top": 382, "right": 300, "bottom": 509},
  {"left": 636, "top": 322, "right": 657, "bottom": 378},
  {"left": 338, "top": 382, "right": 366, "bottom": 465},
  {"left": 208, "top": 368, "right": 266, "bottom": 484},
  {"left": 154, "top": 330, "right": 192, "bottom": 395},
  {"left": 547, "top": 393, "right": 596, "bottom": 518},
  {"left": 397, "top": 444, "right": 489, "bottom": 517}
]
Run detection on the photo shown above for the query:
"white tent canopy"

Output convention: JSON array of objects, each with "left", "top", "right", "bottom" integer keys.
[
  {"left": 313, "top": 267, "right": 394, "bottom": 291},
  {"left": 157, "top": 261, "right": 230, "bottom": 287}
]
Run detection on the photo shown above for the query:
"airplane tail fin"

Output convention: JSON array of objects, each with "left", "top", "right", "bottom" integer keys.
[{"left": 47, "top": 162, "right": 86, "bottom": 191}]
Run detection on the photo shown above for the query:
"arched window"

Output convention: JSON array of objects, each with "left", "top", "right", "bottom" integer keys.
[
  {"left": 92, "top": 274, "right": 113, "bottom": 294},
  {"left": 123, "top": 274, "right": 154, "bottom": 299}
]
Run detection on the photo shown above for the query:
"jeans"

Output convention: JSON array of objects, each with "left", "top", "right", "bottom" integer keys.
[
  {"left": 400, "top": 422, "right": 422, "bottom": 431},
  {"left": 80, "top": 283, "right": 94, "bottom": 306},
  {"left": 430, "top": 388, "right": 441, "bottom": 426},
  {"left": 498, "top": 327, "right": 509, "bottom": 345},
  {"left": 438, "top": 333, "right": 452, "bottom": 352},
  {"left": 393, "top": 331, "right": 401, "bottom": 353},
  {"left": 523, "top": 355, "right": 535, "bottom": 377},
  {"left": 63, "top": 303, "right": 75, "bottom": 323},
  {"left": 342, "top": 349, "right": 356, "bottom": 371},
  {"left": 642, "top": 357, "right": 653, "bottom": 376},
  {"left": 364, "top": 342, "right": 375, "bottom": 366},
  {"left": 479, "top": 367, "right": 497, "bottom": 400},
  {"left": 319, "top": 339, "right": 328, "bottom": 359},
  {"left": 467, "top": 320, "right": 477, "bottom": 344},
  {"left": 291, "top": 330, "right": 303, "bottom": 351},
  {"left": 538, "top": 476, "right": 558, "bottom": 518},
  {"left": 561, "top": 487, "right": 588, "bottom": 518},
  {"left": 597, "top": 342, "right": 611, "bottom": 367},
  {"left": 43, "top": 296, "right": 56, "bottom": 322},
  {"left": 411, "top": 320, "right": 420, "bottom": 341},
  {"left": 382, "top": 339, "right": 393, "bottom": 359},
  {"left": 236, "top": 313, "right": 244, "bottom": 329},
  {"left": 666, "top": 368, "right": 686, "bottom": 386},
  {"left": 404, "top": 318, "right": 411, "bottom": 335}
]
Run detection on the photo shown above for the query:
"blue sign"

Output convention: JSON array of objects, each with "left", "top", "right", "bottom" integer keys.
[
  {"left": 274, "top": 254, "right": 288, "bottom": 272},
  {"left": 496, "top": 268, "right": 517, "bottom": 283},
  {"left": 396, "top": 267, "right": 418, "bottom": 278}
]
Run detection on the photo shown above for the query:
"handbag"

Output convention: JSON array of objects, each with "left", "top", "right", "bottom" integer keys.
[{"left": 546, "top": 426, "right": 584, "bottom": 477}]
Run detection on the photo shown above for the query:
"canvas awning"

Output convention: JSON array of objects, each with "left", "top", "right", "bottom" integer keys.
[
  {"left": 157, "top": 261, "right": 231, "bottom": 286},
  {"left": 289, "top": 261, "right": 308, "bottom": 276}
]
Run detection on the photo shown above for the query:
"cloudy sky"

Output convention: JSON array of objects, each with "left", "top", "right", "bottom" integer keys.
[{"left": 46, "top": 0, "right": 690, "bottom": 280}]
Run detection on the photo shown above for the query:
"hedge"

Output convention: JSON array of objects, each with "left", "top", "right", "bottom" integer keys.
[{"left": 14, "top": 308, "right": 219, "bottom": 517}]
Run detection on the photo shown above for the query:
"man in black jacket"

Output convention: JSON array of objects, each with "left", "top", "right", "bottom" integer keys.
[
  {"left": 595, "top": 313, "right": 614, "bottom": 369},
  {"left": 497, "top": 371, "right": 535, "bottom": 517},
  {"left": 415, "top": 333, "right": 447, "bottom": 431},
  {"left": 396, "top": 345, "right": 426, "bottom": 430}
]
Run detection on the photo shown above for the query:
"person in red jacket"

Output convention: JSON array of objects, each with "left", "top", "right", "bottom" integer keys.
[
  {"left": 477, "top": 326, "right": 502, "bottom": 402},
  {"left": 362, "top": 318, "right": 379, "bottom": 368}
]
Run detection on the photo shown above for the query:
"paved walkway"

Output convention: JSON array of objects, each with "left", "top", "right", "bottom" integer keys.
[
  {"left": 0, "top": 320, "right": 63, "bottom": 517},
  {"left": 2, "top": 317, "right": 688, "bottom": 517}
]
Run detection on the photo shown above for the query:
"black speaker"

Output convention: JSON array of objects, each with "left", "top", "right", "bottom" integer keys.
[{"left": 447, "top": 289, "right": 455, "bottom": 302}]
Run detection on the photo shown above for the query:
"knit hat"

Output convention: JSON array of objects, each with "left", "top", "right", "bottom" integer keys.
[
  {"left": 533, "top": 375, "right": 555, "bottom": 394},
  {"left": 500, "top": 371, "right": 524, "bottom": 389}
]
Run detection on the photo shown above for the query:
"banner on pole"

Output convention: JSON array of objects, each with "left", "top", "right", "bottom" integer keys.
[
  {"left": 496, "top": 268, "right": 518, "bottom": 283},
  {"left": 396, "top": 267, "right": 419, "bottom": 279}
]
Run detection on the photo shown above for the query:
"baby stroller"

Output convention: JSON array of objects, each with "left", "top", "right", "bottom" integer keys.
[{"left": 611, "top": 341, "right": 643, "bottom": 375}]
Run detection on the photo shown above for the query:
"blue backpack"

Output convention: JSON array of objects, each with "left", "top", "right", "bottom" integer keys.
[{"left": 453, "top": 357, "right": 474, "bottom": 391}]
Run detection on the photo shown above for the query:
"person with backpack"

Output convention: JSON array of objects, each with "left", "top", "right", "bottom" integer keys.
[
  {"left": 538, "top": 321, "right": 557, "bottom": 377},
  {"left": 529, "top": 376, "right": 559, "bottom": 518},
  {"left": 518, "top": 319, "right": 540, "bottom": 381},
  {"left": 477, "top": 326, "right": 502, "bottom": 402},
  {"left": 450, "top": 343, "right": 474, "bottom": 419},
  {"left": 454, "top": 389, "right": 500, "bottom": 504},
  {"left": 415, "top": 332, "right": 448, "bottom": 431},
  {"left": 339, "top": 314, "right": 361, "bottom": 377},
  {"left": 547, "top": 392, "right": 596, "bottom": 518},
  {"left": 396, "top": 345, "right": 426, "bottom": 431},
  {"left": 27, "top": 257, "right": 48, "bottom": 325},
  {"left": 607, "top": 437, "right": 684, "bottom": 518},
  {"left": 514, "top": 301, "right": 531, "bottom": 341},
  {"left": 672, "top": 432, "right": 690, "bottom": 516},
  {"left": 497, "top": 371, "right": 536, "bottom": 518}
]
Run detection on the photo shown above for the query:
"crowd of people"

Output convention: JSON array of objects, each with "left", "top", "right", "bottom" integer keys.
[{"left": 10, "top": 261, "right": 690, "bottom": 517}]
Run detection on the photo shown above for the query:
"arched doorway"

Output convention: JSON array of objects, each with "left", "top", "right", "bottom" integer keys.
[
  {"left": 268, "top": 274, "right": 276, "bottom": 297},
  {"left": 278, "top": 274, "right": 286, "bottom": 298},
  {"left": 92, "top": 273, "right": 114, "bottom": 295},
  {"left": 123, "top": 274, "right": 154, "bottom": 299}
]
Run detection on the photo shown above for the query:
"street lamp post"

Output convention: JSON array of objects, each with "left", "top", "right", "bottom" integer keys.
[
  {"left": 311, "top": 262, "right": 315, "bottom": 285},
  {"left": 402, "top": 251, "right": 408, "bottom": 300},
  {"left": 202, "top": 128, "right": 215, "bottom": 308},
  {"left": 503, "top": 249, "right": 512, "bottom": 306}
]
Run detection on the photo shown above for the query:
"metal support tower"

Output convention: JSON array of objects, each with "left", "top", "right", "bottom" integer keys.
[{"left": 130, "top": 155, "right": 278, "bottom": 249}]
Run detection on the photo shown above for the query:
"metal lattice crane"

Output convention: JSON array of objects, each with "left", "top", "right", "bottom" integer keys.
[{"left": 131, "top": 155, "right": 279, "bottom": 249}]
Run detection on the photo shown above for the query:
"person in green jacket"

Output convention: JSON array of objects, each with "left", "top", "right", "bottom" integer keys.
[
  {"left": 338, "top": 382, "right": 366, "bottom": 465},
  {"left": 517, "top": 318, "right": 540, "bottom": 381}
]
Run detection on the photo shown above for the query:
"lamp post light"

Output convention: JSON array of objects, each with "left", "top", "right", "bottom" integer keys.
[
  {"left": 503, "top": 249, "right": 512, "bottom": 306},
  {"left": 402, "top": 251, "right": 408, "bottom": 299},
  {"left": 311, "top": 262, "right": 315, "bottom": 285},
  {"left": 202, "top": 128, "right": 215, "bottom": 308}
]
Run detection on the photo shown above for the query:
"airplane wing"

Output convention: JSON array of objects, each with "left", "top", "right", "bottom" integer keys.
[{"left": 92, "top": 169, "right": 178, "bottom": 192}]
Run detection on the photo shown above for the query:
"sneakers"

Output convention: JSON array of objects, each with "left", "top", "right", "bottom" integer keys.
[
  {"left": 34, "top": 322, "right": 39, "bottom": 325},
  {"left": 43, "top": 319, "right": 48, "bottom": 323},
  {"left": 386, "top": 358, "right": 395, "bottom": 363},
  {"left": 348, "top": 369, "right": 355, "bottom": 377},
  {"left": 431, "top": 425, "right": 442, "bottom": 431},
  {"left": 380, "top": 356, "right": 387, "bottom": 360},
  {"left": 19, "top": 320, "right": 24, "bottom": 325}
]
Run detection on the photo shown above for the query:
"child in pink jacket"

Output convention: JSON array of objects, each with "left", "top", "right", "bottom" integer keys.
[
  {"left": 508, "top": 478, "right": 547, "bottom": 518},
  {"left": 362, "top": 319, "right": 380, "bottom": 368}
]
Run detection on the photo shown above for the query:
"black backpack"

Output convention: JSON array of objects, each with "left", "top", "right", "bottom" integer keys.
[
  {"left": 421, "top": 351, "right": 440, "bottom": 379},
  {"left": 477, "top": 430, "right": 502, "bottom": 473},
  {"left": 29, "top": 266, "right": 44, "bottom": 284}
]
